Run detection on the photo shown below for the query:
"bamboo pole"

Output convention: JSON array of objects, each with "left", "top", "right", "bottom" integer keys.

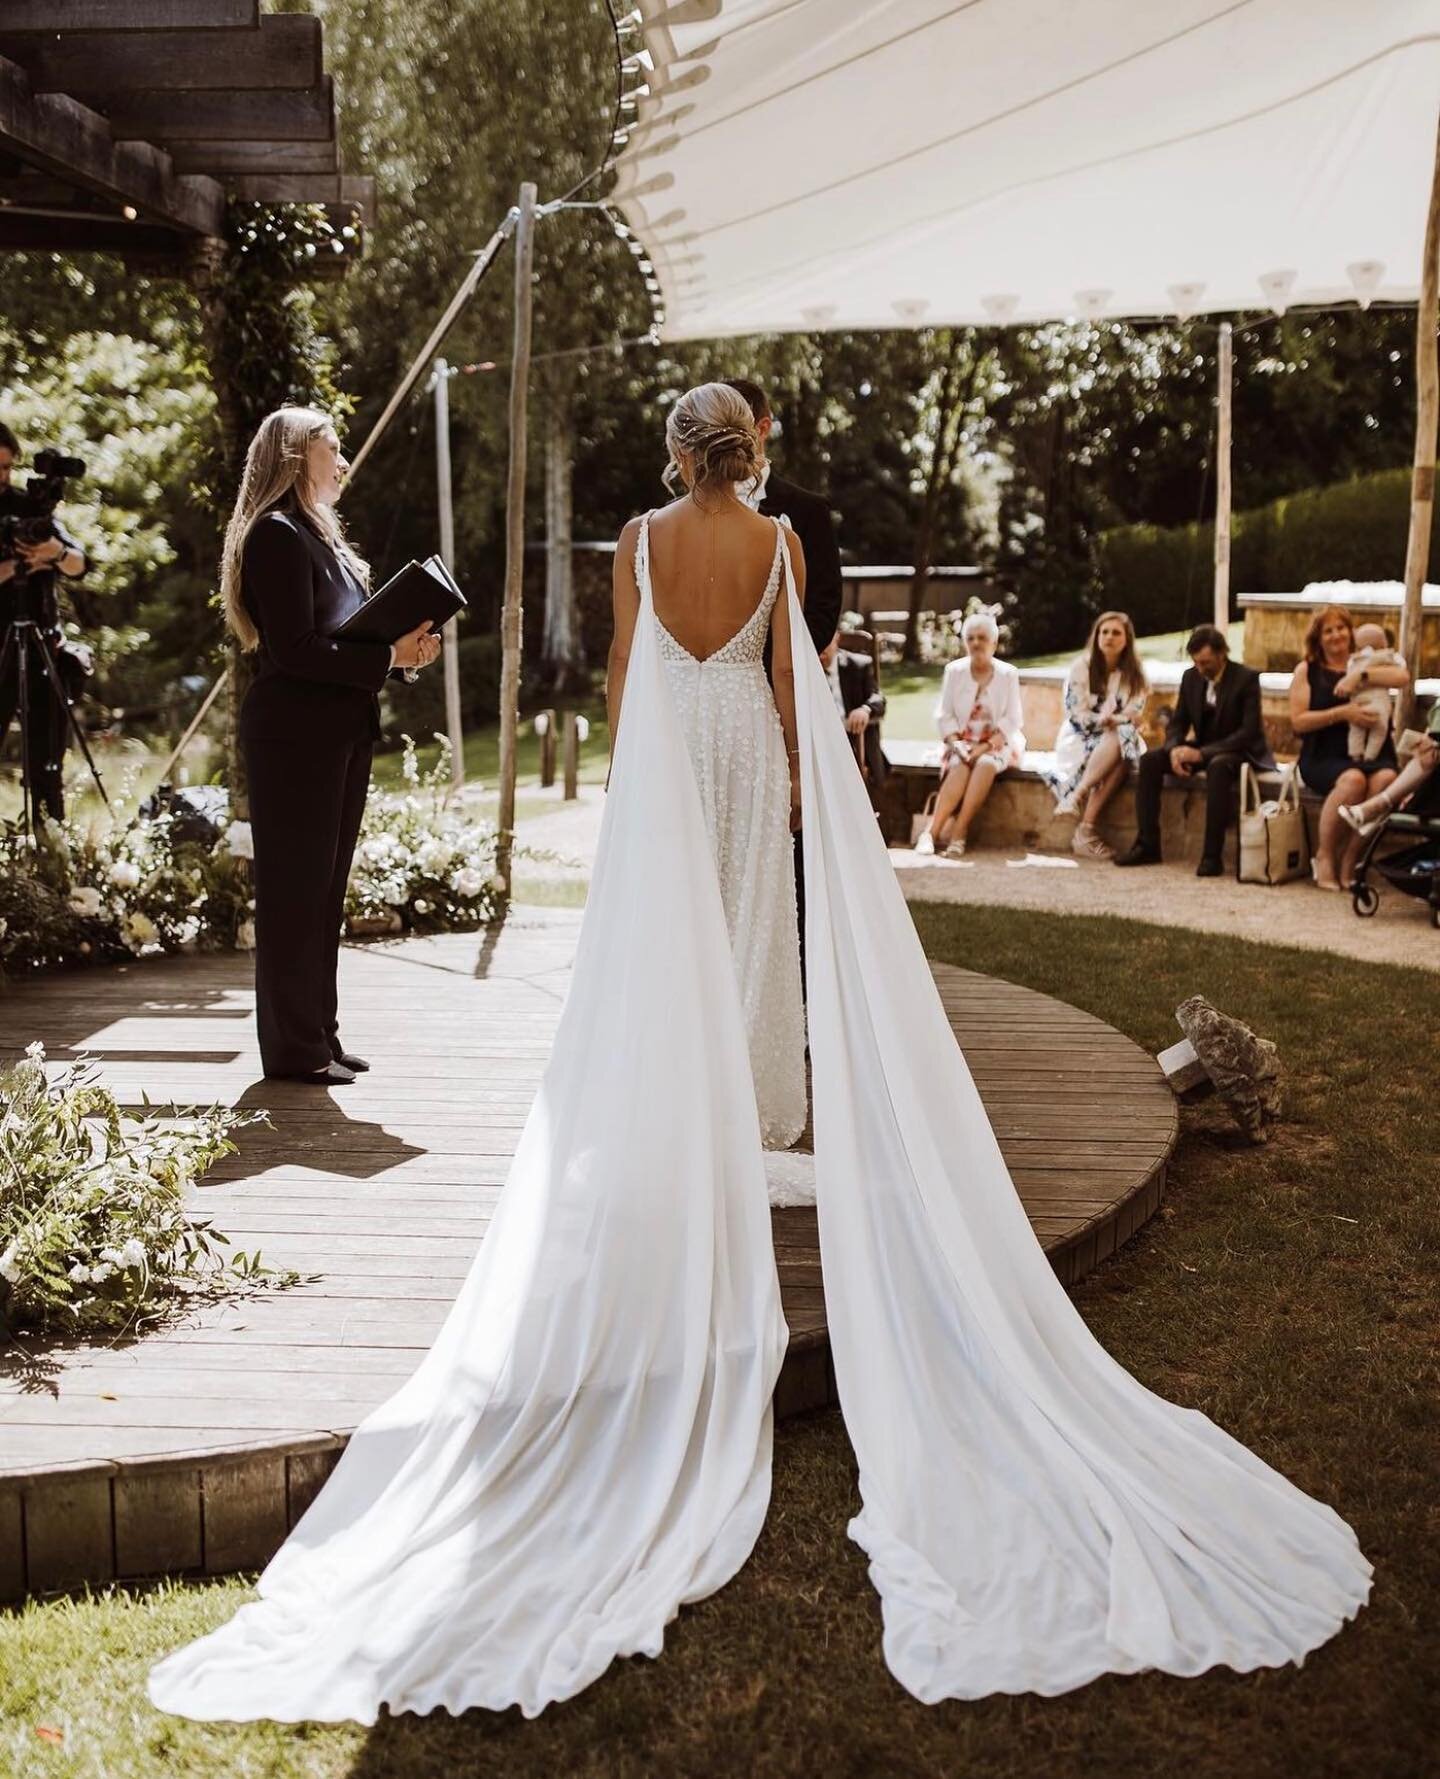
[
  {"left": 496, "top": 183, "right": 537, "bottom": 893},
  {"left": 1398, "top": 108, "right": 1440, "bottom": 734},
  {"left": 433, "top": 357, "right": 464, "bottom": 788},
  {"left": 1213, "top": 320, "right": 1233, "bottom": 637}
]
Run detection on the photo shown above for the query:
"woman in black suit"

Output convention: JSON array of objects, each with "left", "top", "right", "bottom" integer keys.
[{"left": 221, "top": 408, "right": 440, "bottom": 1084}]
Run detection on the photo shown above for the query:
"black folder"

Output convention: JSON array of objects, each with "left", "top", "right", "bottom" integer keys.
[{"left": 331, "top": 555, "right": 467, "bottom": 646}]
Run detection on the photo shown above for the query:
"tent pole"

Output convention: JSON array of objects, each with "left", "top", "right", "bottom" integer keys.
[
  {"left": 1398, "top": 107, "right": 1440, "bottom": 734},
  {"left": 1213, "top": 320, "right": 1233, "bottom": 639},
  {"left": 497, "top": 183, "right": 538, "bottom": 895},
  {"left": 433, "top": 357, "right": 465, "bottom": 788}
]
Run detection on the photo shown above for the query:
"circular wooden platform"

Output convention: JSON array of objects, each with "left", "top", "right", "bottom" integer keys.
[{"left": 0, "top": 909, "right": 1176, "bottom": 1602}]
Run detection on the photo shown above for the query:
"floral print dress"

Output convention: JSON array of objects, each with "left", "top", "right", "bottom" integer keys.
[{"left": 1045, "top": 657, "right": 1148, "bottom": 804}]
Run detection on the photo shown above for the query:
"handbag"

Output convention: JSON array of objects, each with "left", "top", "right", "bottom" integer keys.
[
  {"left": 910, "top": 790, "right": 939, "bottom": 846},
  {"left": 1237, "top": 763, "right": 1310, "bottom": 885}
]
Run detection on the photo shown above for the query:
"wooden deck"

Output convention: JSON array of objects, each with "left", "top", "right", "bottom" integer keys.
[{"left": 0, "top": 909, "right": 1176, "bottom": 1601}]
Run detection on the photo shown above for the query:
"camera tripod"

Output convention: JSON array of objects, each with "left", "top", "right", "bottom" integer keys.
[{"left": 0, "top": 604, "right": 110, "bottom": 833}]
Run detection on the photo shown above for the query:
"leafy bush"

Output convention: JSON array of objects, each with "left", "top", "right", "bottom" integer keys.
[
  {"left": 1093, "top": 468, "right": 1430, "bottom": 632},
  {"left": 0, "top": 1044, "right": 293, "bottom": 1336}
]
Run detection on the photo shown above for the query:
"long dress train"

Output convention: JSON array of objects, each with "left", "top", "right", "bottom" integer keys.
[{"left": 148, "top": 525, "right": 1369, "bottom": 1724}]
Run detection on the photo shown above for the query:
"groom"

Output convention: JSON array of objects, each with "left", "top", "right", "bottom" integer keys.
[{"left": 724, "top": 378, "right": 844, "bottom": 980}]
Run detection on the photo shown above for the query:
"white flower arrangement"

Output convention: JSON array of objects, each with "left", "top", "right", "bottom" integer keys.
[
  {"left": 223, "top": 819, "right": 254, "bottom": 860},
  {"left": 0, "top": 1044, "right": 293, "bottom": 1336}
]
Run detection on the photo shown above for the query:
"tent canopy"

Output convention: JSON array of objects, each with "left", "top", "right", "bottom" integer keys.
[{"left": 617, "top": 0, "right": 1440, "bottom": 340}]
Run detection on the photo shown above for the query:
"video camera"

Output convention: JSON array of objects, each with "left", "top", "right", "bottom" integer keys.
[{"left": 0, "top": 447, "right": 87, "bottom": 624}]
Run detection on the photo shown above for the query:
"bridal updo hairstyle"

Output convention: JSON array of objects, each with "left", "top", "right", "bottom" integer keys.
[{"left": 663, "top": 381, "right": 763, "bottom": 498}]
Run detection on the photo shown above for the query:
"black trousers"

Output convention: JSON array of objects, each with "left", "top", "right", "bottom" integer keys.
[
  {"left": 1135, "top": 746, "right": 1246, "bottom": 862},
  {"left": 0, "top": 631, "right": 66, "bottom": 820},
  {"left": 245, "top": 732, "right": 372, "bottom": 1076}
]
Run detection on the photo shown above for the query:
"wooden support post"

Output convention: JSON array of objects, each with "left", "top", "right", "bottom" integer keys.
[
  {"left": 1398, "top": 108, "right": 1440, "bottom": 734},
  {"left": 563, "top": 712, "right": 579, "bottom": 801},
  {"left": 496, "top": 182, "right": 537, "bottom": 892},
  {"left": 539, "top": 711, "right": 556, "bottom": 787},
  {"left": 433, "top": 356, "right": 464, "bottom": 788},
  {"left": 1213, "top": 320, "right": 1233, "bottom": 638}
]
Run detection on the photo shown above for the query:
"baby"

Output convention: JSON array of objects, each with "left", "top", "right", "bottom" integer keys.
[{"left": 1345, "top": 623, "right": 1402, "bottom": 762}]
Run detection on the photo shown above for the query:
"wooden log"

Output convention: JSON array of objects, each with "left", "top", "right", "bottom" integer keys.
[
  {"left": 1213, "top": 319, "right": 1233, "bottom": 633},
  {"left": 1398, "top": 107, "right": 1440, "bottom": 733},
  {"left": 563, "top": 710, "right": 580, "bottom": 800},
  {"left": 0, "top": 1, "right": 257, "bottom": 30},
  {"left": 0, "top": 15, "right": 319, "bottom": 96},
  {"left": 0, "top": 55, "right": 224, "bottom": 234},
  {"left": 497, "top": 182, "right": 537, "bottom": 892},
  {"left": 539, "top": 710, "right": 557, "bottom": 786},
  {"left": 102, "top": 78, "right": 333, "bottom": 144},
  {"left": 434, "top": 356, "right": 465, "bottom": 788}
]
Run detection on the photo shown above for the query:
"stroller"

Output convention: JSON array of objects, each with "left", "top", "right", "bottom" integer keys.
[{"left": 1350, "top": 767, "right": 1440, "bottom": 928}]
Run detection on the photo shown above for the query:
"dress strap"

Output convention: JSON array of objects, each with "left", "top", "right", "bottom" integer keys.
[{"left": 635, "top": 510, "right": 654, "bottom": 608}]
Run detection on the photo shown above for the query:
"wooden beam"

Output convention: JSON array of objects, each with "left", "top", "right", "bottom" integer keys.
[
  {"left": 0, "top": 2, "right": 257, "bottom": 31},
  {"left": 0, "top": 54, "right": 222, "bottom": 235},
  {"left": 167, "top": 139, "right": 338, "bottom": 177},
  {"left": 0, "top": 16, "right": 320, "bottom": 97},
  {"left": 0, "top": 211, "right": 185, "bottom": 256},
  {"left": 101, "top": 78, "right": 333, "bottom": 143}
]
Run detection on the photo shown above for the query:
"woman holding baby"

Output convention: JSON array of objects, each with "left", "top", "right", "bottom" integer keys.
[{"left": 1289, "top": 603, "right": 1409, "bottom": 891}]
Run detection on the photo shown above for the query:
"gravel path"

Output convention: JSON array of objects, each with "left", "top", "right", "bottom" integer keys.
[{"left": 509, "top": 785, "right": 1439, "bottom": 974}]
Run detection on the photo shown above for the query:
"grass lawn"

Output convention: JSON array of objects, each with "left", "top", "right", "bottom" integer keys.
[{"left": 2, "top": 905, "right": 1433, "bottom": 1779}]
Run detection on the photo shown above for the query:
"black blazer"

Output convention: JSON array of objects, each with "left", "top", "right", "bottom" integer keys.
[
  {"left": 1165, "top": 660, "right": 1275, "bottom": 768},
  {"left": 759, "top": 470, "right": 843, "bottom": 655},
  {"left": 836, "top": 649, "right": 888, "bottom": 781},
  {"left": 239, "top": 507, "right": 391, "bottom": 745}
]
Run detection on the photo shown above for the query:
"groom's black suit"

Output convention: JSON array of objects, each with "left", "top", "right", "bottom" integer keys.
[{"left": 757, "top": 466, "right": 844, "bottom": 986}]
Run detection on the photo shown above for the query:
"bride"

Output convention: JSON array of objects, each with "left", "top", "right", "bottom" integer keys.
[{"left": 148, "top": 384, "right": 1369, "bottom": 1725}]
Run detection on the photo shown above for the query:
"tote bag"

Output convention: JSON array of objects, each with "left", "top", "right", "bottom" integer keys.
[{"left": 1238, "top": 763, "right": 1310, "bottom": 885}]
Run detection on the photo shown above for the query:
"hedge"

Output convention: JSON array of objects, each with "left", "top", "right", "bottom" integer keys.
[{"left": 1093, "top": 468, "right": 1434, "bottom": 636}]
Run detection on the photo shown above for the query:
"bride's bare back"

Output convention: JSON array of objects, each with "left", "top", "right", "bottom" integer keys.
[{"left": 644, "top": 497, "right": 801, "bottom": 661}]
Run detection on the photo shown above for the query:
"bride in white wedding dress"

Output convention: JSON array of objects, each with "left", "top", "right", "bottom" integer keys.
[{"left": 148, "top": 384, "right": 1369, "bottom": 1726}]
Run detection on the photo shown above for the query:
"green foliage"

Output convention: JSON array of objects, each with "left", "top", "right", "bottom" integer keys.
[
  {"left": 1093, "top": 467, "right": 1432, "bottom": 634},
  {"left": 0, "top": 1044, "right": 291, "bottom": 1337}
]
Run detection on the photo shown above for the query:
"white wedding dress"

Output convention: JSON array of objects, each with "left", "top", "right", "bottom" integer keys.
[{"left": 148, "top": 521, "right": 1370, "bottom": 1725}]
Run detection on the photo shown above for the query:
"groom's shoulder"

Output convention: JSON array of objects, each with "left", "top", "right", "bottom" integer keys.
[{"left": 764, "top": 471, "right": 830, "bottom": 521}]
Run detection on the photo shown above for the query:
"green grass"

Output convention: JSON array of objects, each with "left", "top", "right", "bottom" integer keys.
[
  {"left": 371, "top": 699, "right": 612, "bottom": 795},
  {"left": 2, "top": 905, "right": 1433, "bottom": 1778}
]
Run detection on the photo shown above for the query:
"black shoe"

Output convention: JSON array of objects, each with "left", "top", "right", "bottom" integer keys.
[
  {"left": 332, "top": 1051, "right": 371, "bottom": 1073},
  {"left": 1195, "top": 856, "right": 1224, "bottom": 878},
  {"left": 1114, "top": 843, "right": 1161, "bottom": 867},
  {"left": 270, "top": 1061, "right": 356, "bottom": 1086}
]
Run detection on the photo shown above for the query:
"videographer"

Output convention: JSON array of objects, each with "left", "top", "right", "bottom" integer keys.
[{"left": 0, "top": 420, "right": 90, "bottom": 821}]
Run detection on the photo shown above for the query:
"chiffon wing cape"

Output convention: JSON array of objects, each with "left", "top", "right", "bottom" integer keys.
[{"left": 147, "top": 536, "right": 1369, "bottom": 1725}]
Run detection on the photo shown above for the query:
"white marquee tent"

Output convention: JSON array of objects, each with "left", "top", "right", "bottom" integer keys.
[{"left": 616, "top": 0, "right": 1440, "bottom": 339}]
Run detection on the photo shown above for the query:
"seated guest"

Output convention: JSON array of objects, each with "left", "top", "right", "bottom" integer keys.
[
  {"left": 1116, "top": 623, "right": 1273, "bottom": 877},
  {"left": 820, "top": 628, "right": 888, "bottom": 784},
  {"left": 1340, "top": 699, "right": 1440, "bottom": 834},
  {"left": 915, "top": 610, "right": 1025, "bottom": 858},
  {"left": 1290, "top": 603, "right": 1406, "bottom": 890},
  {"left": 1047, "top": 609, "right": 1149, "bottom": 860}
]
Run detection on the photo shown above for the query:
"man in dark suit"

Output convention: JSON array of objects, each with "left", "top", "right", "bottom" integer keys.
[
  {"left": 1116, "top": 624, "right": 1274, "bottom": 877},
  {"left": 820, "top": 628, "right": 888, "bottom": 784}
]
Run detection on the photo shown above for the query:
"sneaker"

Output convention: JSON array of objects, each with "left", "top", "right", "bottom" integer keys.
[
  {"left": 913, "top": 830, "right": 936, "bottom": 855},
  {"left": 1114, "top": 843, "right": 1161, "bottom": 867},
  {"left": 1071, "top": 825, "right": 1114, "bottom": 861},
  {"left": 944, "top": 838, "right": 968, "bottom": 859}
]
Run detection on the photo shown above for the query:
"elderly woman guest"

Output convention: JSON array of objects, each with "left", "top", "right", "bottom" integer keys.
[
  {"left": 1289, "top": 603, "right": 1407, "bottom": 891},
  {"left": 915, "top": 609, "right": 1025, "bottom": 857},
  {"left": 221, "top": 408, "right": 441, "bottom": 1084},
  {"left": 1047, "top": 610, "right": 1149, "bottom": 860}
]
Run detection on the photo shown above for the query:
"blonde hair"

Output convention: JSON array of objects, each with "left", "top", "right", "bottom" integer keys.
[
  {"left": 663, "top": 381, "right": 762, "bottom": 498},
  {"left": 220, "top": 406, "right": 369, "bottom": 651}
]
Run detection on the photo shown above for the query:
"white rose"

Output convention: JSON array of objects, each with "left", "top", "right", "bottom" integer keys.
[
  {"left": 100, "top": 1246, "right": 125, "bottom": 1267},
  {"left": 413, "top": 898, "right": 430, "bottom": 915},
  {"left": 68, "top": 885, "right": 103, "bottom": 919},
  {"left": 108, "top": 859, "right": 141, "bottom": 890},
  {"left": 223, "top": 820, "right": 254, "bottom": 860},
  {"left": 89, "top": 1261, "right": 114, "bottom": 1284},
  {"left": 450, "top": 866, "right": 484, "bottom": 899},
  {"left": 120, "top": 1238, "right": 146, "bottom": 1268},
  {"left": 0, "top": 1243, "right": 20, "bottom": 1285},
  {"left": 236, "top": 918, "right": 256, "bottom": 951},
  {"left": 25, "top": 1040, "right": 44, "bottom": 1062},
  {"left": 417, "top": 840, "right": 451, "bottom": 875},
  {"left": 68, "top": 1262, "right": 92, "bottom": 1284}
]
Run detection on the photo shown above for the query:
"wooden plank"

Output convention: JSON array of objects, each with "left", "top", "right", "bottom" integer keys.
[
  {"left": 23, "top": 1467, "right": 115, "bottom": 1593},
  {"left": 167, "top": 137, "right": 338, "bottom": 176},
  {"left": 0, "top": 1487, "right": 24, "bottom": 1604},
  {"left": 114, "top": 1466, "right": 202, "bottom": 1576},
  {"left": 0, "top": 53, "right": 223, "bottom": 234},
  {"left": 101, "top": 77, "right": 333, "bottom": 144},
  {"left": 0, "top": 15, "right": 319, "bottom": 96},
  {"left": 288, "top": 1446, "right": 341, "bottom": 1527},
  {"left": 0, "top": 2, "right": 258, "bottom": 30},
  {"left": 203, "top": 1455, "right": 287, "bottom": 1573}
]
